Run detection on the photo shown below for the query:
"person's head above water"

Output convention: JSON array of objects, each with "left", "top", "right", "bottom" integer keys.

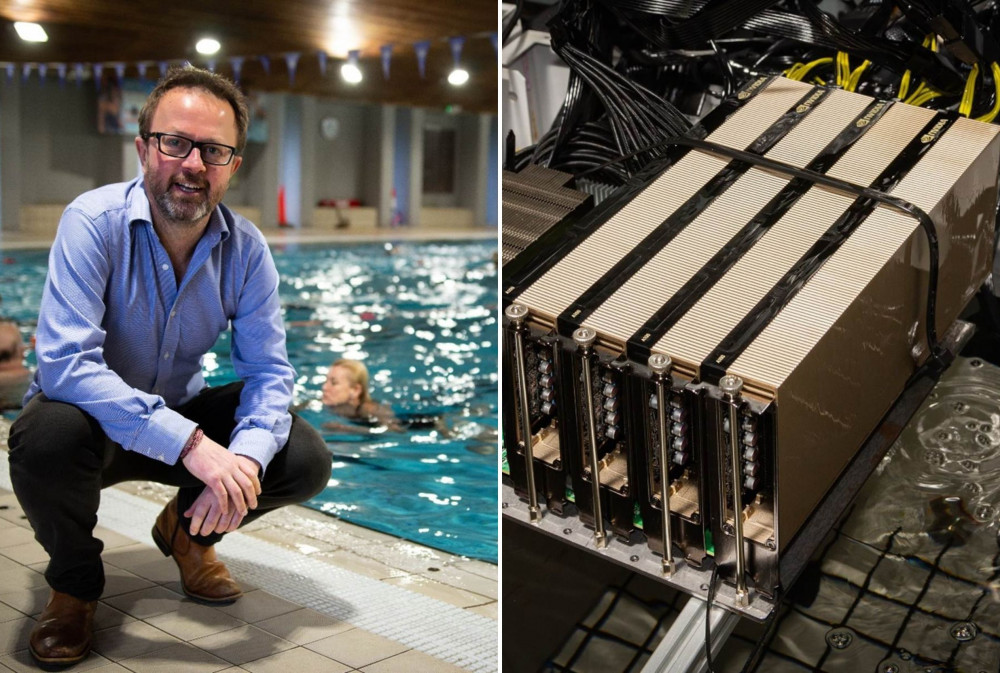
[
  {"left": 322, "top": 359, "right": 371, "bottom": 408},
  {"left": 0, "top": 321, "right": 25, "bottom": 370}
]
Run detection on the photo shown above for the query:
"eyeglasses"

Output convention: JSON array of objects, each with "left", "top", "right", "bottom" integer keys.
[{"left": 143, "top": 132, "right": 237, "bottom": 166}]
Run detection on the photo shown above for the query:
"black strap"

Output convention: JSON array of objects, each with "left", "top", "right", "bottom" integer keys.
[
  {"left": 626, "top": 98, "right": 893, "bottom": 362},
  {"left": 698, "top": 111, "right": 954, "bottom": 384},
  {"left": 556, "top": 86, "right": 830, "bottom": 337}
]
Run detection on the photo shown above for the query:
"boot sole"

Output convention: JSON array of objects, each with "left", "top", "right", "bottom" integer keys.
[
  {"left": 29, "top": 643, "right": 91, "bottom": 670},
  {"left": 151, "top": 523, "right": 243, "bottom": 605}
]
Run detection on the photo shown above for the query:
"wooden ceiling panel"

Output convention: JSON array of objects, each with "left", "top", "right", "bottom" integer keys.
[{"left": 0, "top": 0, "right": 498, "bottom": 112}]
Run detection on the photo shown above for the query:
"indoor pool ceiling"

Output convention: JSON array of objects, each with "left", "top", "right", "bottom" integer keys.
[{"left": 0, "top": 0, "right": 497, "bottom": 113}]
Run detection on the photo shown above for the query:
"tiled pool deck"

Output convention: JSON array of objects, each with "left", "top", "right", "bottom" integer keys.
[{"left": 0, "top": 447, "right": 497, "bottom": 672}]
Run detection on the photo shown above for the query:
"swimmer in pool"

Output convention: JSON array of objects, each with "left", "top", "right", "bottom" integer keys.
[
  {"left": 322, "top": 359, "right": 402, "bottom": 433},
  {"left": 0, "top": 320, "right": 31, "bottom": 410}
]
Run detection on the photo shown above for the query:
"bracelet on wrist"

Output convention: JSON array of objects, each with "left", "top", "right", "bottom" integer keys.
[{"left": 179, "top": 427, "right": 204, "bottom": 461}]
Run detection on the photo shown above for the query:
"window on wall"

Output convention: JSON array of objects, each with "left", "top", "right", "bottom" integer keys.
[{"left": 422, "top": 126, "right": 456, "bottom": 194}]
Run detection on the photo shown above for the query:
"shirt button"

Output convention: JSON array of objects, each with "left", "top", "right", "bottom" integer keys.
[
  {"left": 161, "top": 263, "right": 169, "bottom": 271},
  {"left": 170, "top": 310, "right": 177, "bottom": 318},
  {"left": 163, "top": 352, "right": 170, "bottom": 360}
]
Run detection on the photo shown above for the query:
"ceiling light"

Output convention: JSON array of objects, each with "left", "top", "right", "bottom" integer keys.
[
  {"left": 341, "top": 50, "right": 362, "bottom": 84},
  {"left": 14, "top": 22, "right": 47, "bottom": 43},
  {"left": 196, "top": 38, "right": 221, "bottom": 55},
  {"left": 447, "top": 36, "right": 469, "bottom": 86}
]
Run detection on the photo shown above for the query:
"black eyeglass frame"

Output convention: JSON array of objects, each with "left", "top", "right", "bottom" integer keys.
[{"left": 142, "top": 132, "right": 238, "bottom": 166}]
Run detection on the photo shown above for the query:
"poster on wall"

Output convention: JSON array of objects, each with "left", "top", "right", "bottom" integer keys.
[{"left": 97, "top": 76, "right": 269, "bottom": 143}]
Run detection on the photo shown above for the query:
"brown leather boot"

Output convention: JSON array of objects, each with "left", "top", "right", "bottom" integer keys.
[
  {"left": 29, "top": 590, "right": 97, "bottom": 667},
  {"left": 152, "top": 496, "right": 242, "bottom": 604}
]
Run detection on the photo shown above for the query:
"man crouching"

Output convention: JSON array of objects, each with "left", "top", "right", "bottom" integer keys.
[{"left": 8, "top": 65, "right": 330, "bottom": 667}]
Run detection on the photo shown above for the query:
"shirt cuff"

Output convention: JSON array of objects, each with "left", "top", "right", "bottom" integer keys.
[
  {"left": 131, "top": 407, "right": 199, "bottom": 465},
  {"left": 230, "top": 427, "right": 278, "bottom": 475}
]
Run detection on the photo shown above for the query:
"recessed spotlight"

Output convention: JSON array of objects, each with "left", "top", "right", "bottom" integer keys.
[
  {"left": 196, "top": 38, "right": 221, "bottom": 55},
  {"left": 448, "top": 68, "right": 469, "bottom": 86},
  {"left": 341, "top": 50, "right": 362, "bottom": 84},
  {"left": 14, "top": 22, "right": 47, "bottom": 43},
  {"left": 341, "top": 63, "right": 362, "bottom": 84}
]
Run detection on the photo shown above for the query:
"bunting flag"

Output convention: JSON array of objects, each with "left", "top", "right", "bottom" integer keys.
[
  {"left": 230, "top": 56, "right": 244, "bottom": 83},
  {"left": 0, "top": 32, "right": 491, "bottom": 90},
  {"left": 285, "top": 53, "right": 300, "bottom": 87},
  {"left": 381, "top": 44, "right": 393, "bottom": 80},
  {"left": 414, "top": 40, "right": 431, "bottom": 79},
  {"left": 449, "top": 36, "right": 465, "bottom": 69}
]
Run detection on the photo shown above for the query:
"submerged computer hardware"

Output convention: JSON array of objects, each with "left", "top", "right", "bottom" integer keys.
[{"left": 501, "top": 76, "right": 1000, "bottom": 617}]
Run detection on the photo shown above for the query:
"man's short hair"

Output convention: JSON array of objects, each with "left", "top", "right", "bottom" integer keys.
[{"left": 137, "top": 65, "right": 250, "bottom": 154}]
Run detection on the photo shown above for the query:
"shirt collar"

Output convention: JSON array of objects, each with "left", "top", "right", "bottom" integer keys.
[{"left": 126, "top": 176, "right": 231, "bottom": 242}]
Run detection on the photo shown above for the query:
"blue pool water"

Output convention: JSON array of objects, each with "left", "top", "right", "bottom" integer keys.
[{"left": 0, "top": 239, "right": 499, "bottom": 563}]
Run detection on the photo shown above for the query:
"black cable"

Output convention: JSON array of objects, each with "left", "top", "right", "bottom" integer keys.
[{"left": 501, "top": 0, "right": 524, "bottom": 46}]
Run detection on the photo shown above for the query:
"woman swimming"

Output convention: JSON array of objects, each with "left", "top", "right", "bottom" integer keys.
[{"left": 322, "top": 359, "right": 402, "bottom": 433}]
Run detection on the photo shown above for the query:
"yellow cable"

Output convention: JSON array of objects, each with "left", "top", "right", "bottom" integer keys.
[
  {"left": 899, "top": 70, "right": 912, "bottom": 100},
  {"left": 847, "top": 60, "right": 870, "bottom": 92},
  {"left": 794, "top": 57, "right": 832, "bottom": 83},
  {"left": 976, "top": 62, "right": 1000, "bottom": 123},
  {"left": 960, "top": 64, "right": 979, "bottom": 117}
]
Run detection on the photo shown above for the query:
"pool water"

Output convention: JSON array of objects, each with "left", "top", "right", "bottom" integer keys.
[{"left": 0, "top": 239, "right": 499, "bottom": 564}]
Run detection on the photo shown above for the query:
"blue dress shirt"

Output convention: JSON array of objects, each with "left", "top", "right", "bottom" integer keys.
[{"left": 26, "top": 178, "right": 294, "bottom": 471}]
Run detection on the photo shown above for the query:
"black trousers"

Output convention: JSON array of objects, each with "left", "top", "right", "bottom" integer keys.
[{"left": 8, "top": 382, "right": 331, "bottom": 601}]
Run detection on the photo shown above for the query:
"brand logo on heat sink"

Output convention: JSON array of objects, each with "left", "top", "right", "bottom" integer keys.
[
  {"left": 921, "top": 119, "right": 948, "bottom": 143},
  {"left": 856, "top": 102, "right": 887, "bottom": 127},
  {"left": 795, "top": 89, "right": 826, "bottom": 114},
  {"left": 738, "top": 77, "right": 768, "bottom": 100}
]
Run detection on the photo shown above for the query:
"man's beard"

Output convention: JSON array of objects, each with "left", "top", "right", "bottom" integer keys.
[{"left": 154, "top": 178, "right": 214, "bottom": 225}]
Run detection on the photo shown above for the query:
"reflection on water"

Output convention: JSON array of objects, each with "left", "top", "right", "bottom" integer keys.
[{"left": 730, "top": 357, "right": 1000, "bottom": 672}]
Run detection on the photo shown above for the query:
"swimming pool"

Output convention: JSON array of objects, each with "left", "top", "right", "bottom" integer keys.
[{"left": 0, "top": 238, "right": 499, "bottom": 564}]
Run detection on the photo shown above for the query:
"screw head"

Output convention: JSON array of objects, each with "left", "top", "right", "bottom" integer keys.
[
  {"left": 629, "top": 555, "right": 640, "bottom": 562},
  {"left": 719, "top": 375, "right": 744, "bottom": 396},
  {"left": 649, "top": 353, "right": 672, "bottom": 375},
  {"left": 573, "top": 327, "right": 596, "bottom": 347},
  {"left": 504, "top": 304, "right": 528, "bottom": 323}
]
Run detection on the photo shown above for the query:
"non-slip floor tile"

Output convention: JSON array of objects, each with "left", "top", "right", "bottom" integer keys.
[
  {"left": 380, "top": 575, "right": 488, "bottom": 609},
  {"left": 0, "top": 542, "right": 48, "bottom": 566},
  {"left": 253, "top": 608, "right": 353, "bottom": 645},
  {"left": 418, "top": 566, "right": 497, "bottom": 600},
  {"left": 102, "top": 586, "right": 185, "bottom": 620},
  {"left": 214, "top": 591, "right": 301, "bottom": 624},
  {"left": 91, "top": 620, "right": 181, "bottom": 662},
  {"left": 117, "top": 641, "right": 230, "bottom": 673},
  {"left": 241, "top": 646, "right": 352, "bottom": 673},
  {"left": 189, "top": 624, "right": 297, "bottom": 666},
  {"left": 360, "top": 649, "right": 467, "bottom": 673},
  {"left": 92, "top": 603, "right": 136, "bottom": 632},
  {"left": 145, "top": 602, "right": 246, "bottom": 641},
  {"left": 0, "top": 528, "right": 33, "bottom": 550},
  {"left": 0, "top": 619, "right": 33, "bottom": 657},
  {"left": 465, "top": 602, "right": 497, "bottom": 620},
  {"left": 305, "top": 628, "right": 409, "bottom": 669},
  {"left": 0, "top": 585, "right": 49, "bottom": 617},
  {"left": 0, "top": 567, "right": 47, "bottom": 593},
  {"left": 101, "top": 565, "right": 157, "bottom": 598},
  {"left": 0, "top": 605, "right": 22, "bottom": 625}
]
